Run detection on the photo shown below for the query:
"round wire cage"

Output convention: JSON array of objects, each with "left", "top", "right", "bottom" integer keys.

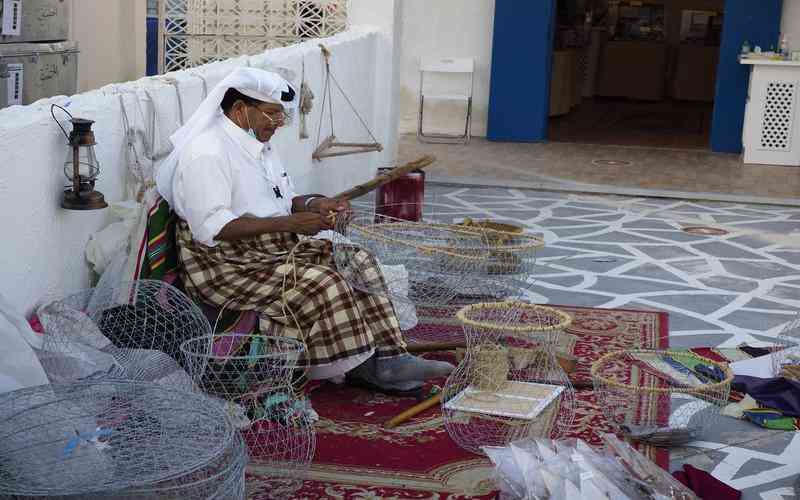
[
  {"left": 334, "top": 207, "right": 543, "bottom": 304},
  {"left": 591, "top": 350, "right": 734, "bottom": 446},
  {"left": 181, "top": 334, "right": 315, "bottom": 499},
  {"left": 772, "top": 312, "right": 800, "bottom": 380},
  {"left": 0, "top": 380, "right": 246, "bottom": 499},
  {"left": 453, "top": 218, "right": 544, "bottom": 278},
  {"left": 404, "top": 279, "right": 543, "bottom": 343},
  {"left": 332, "top": 209, "right": 495, "bottom": 305},
  {"left": 37, "top": 280, "right": 211, "bottom": 389},
  {"left": 441, "top": 301, "right": 576, "bottom": 455}
]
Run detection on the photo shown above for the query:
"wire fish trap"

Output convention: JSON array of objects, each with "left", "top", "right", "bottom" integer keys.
[
  {"left": 772, "top": 312, "right": 800, "bottom": 380},
  {"left": 333, "top": 209, "right": 498, "bottom": 305},
  {"left": 0, "top": 380, "right": 246, "bottom": 499},
  {"left": 455, "top": 218, "right": 544, "bottom": 277},
  {"left": 181, "top": 334, "right": 315, "bottom": 499},
  {"left": 442, "top": 301, "right": 576, "bottom": 455},
  {"left": 591, "top": 350, "right": 734, "bottom": 447},
  {"left": 37, "top": 280, "right": 211, "bottom": 389}
]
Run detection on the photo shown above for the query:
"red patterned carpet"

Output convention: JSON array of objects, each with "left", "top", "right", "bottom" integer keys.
[{"left": 247, "top": 305, "right": 669, "bottom": 499}]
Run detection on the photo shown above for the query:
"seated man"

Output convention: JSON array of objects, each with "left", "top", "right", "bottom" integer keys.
[{"left": 155, "top": 68, "right": 452, "bottom": 391}]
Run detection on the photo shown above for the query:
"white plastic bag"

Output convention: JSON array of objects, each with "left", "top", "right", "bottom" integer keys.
[
  {"left": 85, "top": 201, "right": 141, "bottom": 275},
  {"left": 0, "top": 292, "right": 49, "bottom": 393}
]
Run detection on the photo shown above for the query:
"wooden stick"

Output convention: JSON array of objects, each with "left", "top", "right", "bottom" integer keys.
[
  {"left": 385, "top": 392, "right": 442, "bottom": 429},
  {"left": 406, "top": 341, "right": 465, "bottom": 353},
  {"left": 334, "top": 155, "right": 437, "bottom": 201},
  {"left": 314, "top": 146, "right": 383, "bottom": 160},
  {"left": 312, "top": 135, "right": 336, "bottom": 161},
  {"left": 331, "top": 142, "right": 384, "bottom": 148}
]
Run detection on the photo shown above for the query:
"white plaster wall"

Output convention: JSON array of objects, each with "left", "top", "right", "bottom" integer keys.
[
  {"left": 0, "top": 28, "right": 395, "bottom": 315},
  {"left": 69, "top": 0, "right": 147, "bottom": 92},
  {"left": 348, "top": 0, "right": 402, "bottom": 164},
  {"left": 398, "top": 0, "right": 495, "bottom": 137},
  {"left": 782, "top": 0, "right": 800, "bottom": 51}
]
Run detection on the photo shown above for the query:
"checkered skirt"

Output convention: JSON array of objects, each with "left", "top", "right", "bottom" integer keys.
[{"left": 176, "top": 221, "right": 406, "bottom": 367}]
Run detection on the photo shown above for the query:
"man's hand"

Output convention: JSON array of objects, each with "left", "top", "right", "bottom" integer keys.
[
  {"left": 309, "top": 197, "right": 350, "bottom": 215},
  {"left": 287, "top": 212, "right": 333, "bottom": 235}
]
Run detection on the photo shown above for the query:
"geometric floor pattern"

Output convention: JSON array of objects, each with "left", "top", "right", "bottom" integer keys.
[{"left": 408, "top": 183, "right": 800, "bottom": 499}]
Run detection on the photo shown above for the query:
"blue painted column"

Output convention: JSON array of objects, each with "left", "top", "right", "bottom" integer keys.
[
  {"left": 146, "top": 17, "right": 159, "bottom": 76},
  {"left": 487, "top": 0, "right": 557, "bottom": 142},
  {"left": 711, "top": 0, "right": 783, "bottom": 153}
]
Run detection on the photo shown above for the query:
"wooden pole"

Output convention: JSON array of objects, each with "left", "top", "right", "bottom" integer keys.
[
  {"left": 385, "top": 392, "right": 442, "bottom": 429},
  {"left": 333, "top": 155, "right": 436, "bottom": 201},
  {"left": 406, "top": 341, "right": 465, "bottom": 353}
]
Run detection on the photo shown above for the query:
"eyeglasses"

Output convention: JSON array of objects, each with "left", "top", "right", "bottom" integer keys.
[{"left": 256, "top": 107, "right": 291, "bottom": 126}]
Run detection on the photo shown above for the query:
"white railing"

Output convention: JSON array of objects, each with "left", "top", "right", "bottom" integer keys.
[{"left": 158, "top": 0, "right": 348, "bottom": 73}]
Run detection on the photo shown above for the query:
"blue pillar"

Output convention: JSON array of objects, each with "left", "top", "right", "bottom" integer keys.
[
  {"left": 487, "top": 0, "right": 557, "bottom": 142},
  {"left": 711, "top": 0, "right": 783, "bottom": 153},
  {"left": 146, "top": 17, "right": 159, "bottom": 76}
]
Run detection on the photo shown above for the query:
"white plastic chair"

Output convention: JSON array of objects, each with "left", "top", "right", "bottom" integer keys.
[{"left": 417, "top": 56, "right": 474, "bottom": 144}]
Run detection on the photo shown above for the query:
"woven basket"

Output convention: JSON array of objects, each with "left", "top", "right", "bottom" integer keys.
[{"left": 591, "top": 350, "right": 733, "bottom": 446}]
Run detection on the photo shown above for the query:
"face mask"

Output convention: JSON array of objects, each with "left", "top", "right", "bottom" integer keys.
[{"left": 241, "top": 107, "right": 257, "bottom": 140}]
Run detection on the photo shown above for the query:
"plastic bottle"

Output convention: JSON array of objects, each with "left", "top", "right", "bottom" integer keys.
[
  {"left": 742, "top": 39, "right": 751, "bottom": 55},
  {"left": 780, "top": 34, "right": 790, "bottom": 57}
]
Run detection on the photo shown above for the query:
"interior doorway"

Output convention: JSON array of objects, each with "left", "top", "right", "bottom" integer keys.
[{"left": 547, "top": 0, "right": 724, "bottom": 149}]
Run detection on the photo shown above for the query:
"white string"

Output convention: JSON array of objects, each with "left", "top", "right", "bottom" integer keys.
[
  {"left": 313, "top": 46, "right": 381, "bottom": 152},
  {"left": 328, "top": 71, "right": 380, "bottom": 145}
]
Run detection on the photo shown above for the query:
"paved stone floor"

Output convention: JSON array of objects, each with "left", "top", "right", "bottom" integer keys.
[
  {"left": 398, "top": 135, "right": 800, "bottom": 203},
  {"left": 380, "top": 183, "right": 800, "bottom": 499}
]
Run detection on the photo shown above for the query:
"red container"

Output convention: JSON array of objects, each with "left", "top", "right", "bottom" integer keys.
[{"left": 374, "top": 168, "right": 425, "bottom": 222}]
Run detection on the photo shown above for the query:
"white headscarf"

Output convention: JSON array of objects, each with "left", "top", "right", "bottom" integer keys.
[{"left": 155, "top": 67, "right": 297, "bottom": 208}]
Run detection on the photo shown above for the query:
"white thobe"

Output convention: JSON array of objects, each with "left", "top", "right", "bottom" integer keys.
[{"left": 171, "top": 113, "right": 298, "bottom": 247}]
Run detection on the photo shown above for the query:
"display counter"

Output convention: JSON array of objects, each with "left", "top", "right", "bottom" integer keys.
[{"left": 740, "top": 59, "right": 800, "bottom": 166}]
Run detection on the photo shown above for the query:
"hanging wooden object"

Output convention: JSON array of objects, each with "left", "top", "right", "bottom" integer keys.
[{"left": 313, "top": 44, "right": 383, "bottom": 161}]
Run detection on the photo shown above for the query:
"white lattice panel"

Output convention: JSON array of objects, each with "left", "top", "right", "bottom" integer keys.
[
  {"left": 759, "top": 81, "right": 797, "bottom": 151},
  {"left": 159, "top": 0, "right": 347, "bottom": 73}
]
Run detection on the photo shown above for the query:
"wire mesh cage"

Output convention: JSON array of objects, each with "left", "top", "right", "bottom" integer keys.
[
  {"left": 441, "top": 301, "right": 576, "bottom": 455},
  {"left": 37, "top": 280, "right": 211, "bottom": 389},
  {"left": 453, "top": 218, "right": 544, "bottom": 278},
  {"left": 591, "top": 350, "right": 734, "bottom": 446},
  {"left": 0, "top": 380, "right": 246, "bottom": 499},
  {"left": 333, "top": 207, "right": 544, "bottom": 306},
  {"left": 332, "top": 208, "right": 486, "bottom": 305},
  {"left": 403, "top": 279, "right": 543, "bottom": 343},
  {"left": 181, "top": 334, "right": 315, "bottom": 499},
  {"left": 772, "top": 312, "right": 800, "bottom": 380}
]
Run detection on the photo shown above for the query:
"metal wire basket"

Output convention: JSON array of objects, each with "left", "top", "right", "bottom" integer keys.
[
  {"left": 592, "top": 350, "right": 734, "bottom": 446},
  {"left": 403, "top": 279, "right": 544, "bottom": 344},
  {"left": 37, "top": 280, "right": 211, "bottom": 389},
  {"left": 772, "top": 312, "right": 800, "bottom": 380},
  {"left": 332, "top": 209, "right": 488, "bottom": 305},
  {"left": 333, "top": 207, "right": 542, "bottom": 305},
  {"left": 454, "top": 218, "right": 543, "bottom": 278},
  {"left": 181, "top": 334, "right": 315, "bottom": 499},
  {"left": 0, "top": 380, "right": 246, "bottom": 499},
  {"left": 442, "top": 301, "right": 576, "bottom": 455}
]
